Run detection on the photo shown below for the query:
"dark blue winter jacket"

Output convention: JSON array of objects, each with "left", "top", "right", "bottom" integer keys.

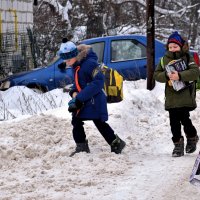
[{"left": 69, "top": 44, "right": 108, "bottom": 121}]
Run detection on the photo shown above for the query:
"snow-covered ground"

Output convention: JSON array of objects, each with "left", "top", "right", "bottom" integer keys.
[{"left": 0, "top": 80, "right": 200, "bottom": 200}]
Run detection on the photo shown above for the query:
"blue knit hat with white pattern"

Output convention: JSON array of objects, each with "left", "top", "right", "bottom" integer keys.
[{"left": 58, "top": 39, "right": 78, "bottom": 60}]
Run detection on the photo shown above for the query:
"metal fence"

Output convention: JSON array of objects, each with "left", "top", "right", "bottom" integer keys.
[{"left": 0, "top": 28, "right": 34, "bottom": 78}]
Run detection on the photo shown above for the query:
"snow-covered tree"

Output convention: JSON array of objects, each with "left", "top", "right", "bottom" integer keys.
[{"left": 33, "top": 0, "right": 200, "bottom": 65}]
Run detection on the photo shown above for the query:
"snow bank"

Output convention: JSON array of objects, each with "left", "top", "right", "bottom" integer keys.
[{"left": 0, "top": 81, "right": 200, "bottom": 199}]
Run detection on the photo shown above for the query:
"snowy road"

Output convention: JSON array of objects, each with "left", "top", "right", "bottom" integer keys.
[
  {"left": 0, "top": 82, "right": 200, "bottom": 199},
  {"left": 0, "top": 114, "right": 200, "bottom": 200}
]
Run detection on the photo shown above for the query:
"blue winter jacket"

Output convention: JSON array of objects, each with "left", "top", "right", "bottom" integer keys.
[{"left": 69, "top": 44, "right": 108, "bottom": 121}]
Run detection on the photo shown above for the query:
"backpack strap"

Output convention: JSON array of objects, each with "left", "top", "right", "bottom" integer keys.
[
  {"left": 193, "top": 52, "right": 200, "bottom": 66},
  {"left": 75, "top": 66, "right": 81, "bottom": 92},
  {"left": 160, "top": 57, "right": 164, "bottom": 69},
  {"left": 74, "top": 66, "right": 82, "bottom": 116},
  {"left": 160, "top": 54, "right": 190, "bottom": 69},
  {"left": 186, "top": 53, "right": 190, "bottom": 65}
]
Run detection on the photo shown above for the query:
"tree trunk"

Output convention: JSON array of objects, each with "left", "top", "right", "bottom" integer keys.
[
  {"left": 146, "top": 0, "right": 155, "bottom": 90},
  {"left": 86, "top": 0, "right": 105, "bottom": 38}
]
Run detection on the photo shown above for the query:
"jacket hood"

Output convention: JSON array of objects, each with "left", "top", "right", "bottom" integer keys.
[{"left": 76, "top": 44, "right": 98, "bottom": 62}]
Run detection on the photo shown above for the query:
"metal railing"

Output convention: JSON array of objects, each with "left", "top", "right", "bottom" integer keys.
[{"left": 0, "top": 29, "right": 34, "bottom": 78}]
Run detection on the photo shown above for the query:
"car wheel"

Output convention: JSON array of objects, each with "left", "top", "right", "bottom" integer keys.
[
  {"left": 28, "top": 85, "right": 46, "bottom": 94},
  {"left": 31, "top": 87, "right": 44, "bottom": 94}
]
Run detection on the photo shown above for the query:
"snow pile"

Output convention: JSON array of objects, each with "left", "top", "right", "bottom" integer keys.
[
  {"left": 0, "top": 86, "right": 70, "bottom": 120},
  {"left": 0, "top": 80, "right": 200, "bottom": 199}
]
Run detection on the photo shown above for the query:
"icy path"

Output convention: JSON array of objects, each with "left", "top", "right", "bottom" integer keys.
[{"left": 0, "top": 114, "right": 200, "bottom": 200}]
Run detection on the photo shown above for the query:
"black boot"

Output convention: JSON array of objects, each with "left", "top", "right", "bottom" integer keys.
[
  {"left": 186, "top": 135, "right": 199, "bottom": 154},
  {"left": 172, "top": 138, "right": 184, "bottom": 157},
  {"left": 70, "top": 140, "right": 90, "bottom": 157},
  {"left": 111, "top": 135, "right": 126, "bottom": 154}
]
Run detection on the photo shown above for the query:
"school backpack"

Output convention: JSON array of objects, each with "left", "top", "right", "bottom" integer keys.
[
  {"left": 74, "top": 64, "right": 124, "bottom": 103},
  {"left": 100, "top": 64, "right": 124, "bottom": 103}
]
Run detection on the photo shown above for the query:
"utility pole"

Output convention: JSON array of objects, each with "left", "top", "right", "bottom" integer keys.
[
  {"left": 146, "top": 0, "right": 155, "bottom": 90},
  {"left": 33, "top": 0, "right": 38, "bottom": 6}
]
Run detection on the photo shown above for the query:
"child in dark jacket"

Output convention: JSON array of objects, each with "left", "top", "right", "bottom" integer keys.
[
  {"left": 58, "top": 39, "right": 126, "bottom": 156},
  {"left": 154, "top": 31, "right": 199, "bottom": 157}
]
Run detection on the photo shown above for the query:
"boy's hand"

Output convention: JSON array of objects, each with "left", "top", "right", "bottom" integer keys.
[
  {"left": 68, "top": 98, "right": 83, "bottom": 113},
  {"left": 58, "top": 62, "right": 66, "bottom": 70},
  {"left": 72, "top": 92, "right": 78, "bottom": 98}
]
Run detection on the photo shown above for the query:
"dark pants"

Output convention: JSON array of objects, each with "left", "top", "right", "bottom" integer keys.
[
  {"left": 71, "top": 117, "right": 116, "bottom": 145},
  {"left": 168, "top": 108, "right": 197, "bottom": 143}
]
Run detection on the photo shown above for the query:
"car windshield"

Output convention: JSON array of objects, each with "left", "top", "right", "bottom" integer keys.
[{"left": 47, "top": 56, "right": 60, "bottom": 66}]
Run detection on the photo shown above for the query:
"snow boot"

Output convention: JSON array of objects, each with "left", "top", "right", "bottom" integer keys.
[
  {"left": 111, "top": 134, "right": 126, "bottom": 154},
  {"left": 70, "top": 140, "right": 90, "bottom": 157},
  {"left": 172, "top": 138, "right": 184, "bottom": 157},
  {"left": 186, "top": 135, "right": 199, "bottom": 154}
]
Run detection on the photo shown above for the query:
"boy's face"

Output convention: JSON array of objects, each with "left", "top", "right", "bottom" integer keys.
[
  {"left": 65, "top": 57, "right": 77, "bottom": 66},
  {"left": 168, "top": 43, "right": 181, "bottom": 52}
]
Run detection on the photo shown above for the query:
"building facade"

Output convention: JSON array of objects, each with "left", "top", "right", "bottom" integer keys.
[
  {"left": 0, "top": 0, "right": 34, "bottom": 76},
  {"left": 0, "top": 0, "right": 33, "bottom": 33}
]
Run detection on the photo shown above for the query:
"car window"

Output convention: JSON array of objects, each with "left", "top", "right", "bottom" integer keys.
[
  {"left": 48, "top": 56, "right": 60, "bottom": 65},
  {"left": 111, "top": 39, "right": 146, "bottom": 62},
  {"left": 89, "top": 42, "right": 104, "bottom": 63}
]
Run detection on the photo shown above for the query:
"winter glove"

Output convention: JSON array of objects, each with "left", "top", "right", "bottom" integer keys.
[
  {"left": 58, "top": 62, "right": 66, "bottom": 70},
  {"left": 68, "top": 98, "right": 83, "bottom": 113}
]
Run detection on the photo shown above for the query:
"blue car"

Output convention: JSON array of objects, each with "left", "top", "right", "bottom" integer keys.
[
  {"left": 0, "top": 35, "right": 166, "bottom": 92},
  {"left": 81, "top": 35, "right": 165, "bottom": 80},
  {"left": 0, "top": 58, "right": 73, "bottom": 92}
]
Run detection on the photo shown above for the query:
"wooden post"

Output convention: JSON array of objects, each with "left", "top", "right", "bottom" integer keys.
[
  {"left": 146, "top": 0, "right": 155, "bottom": 90},
  {"left": 33, "top": 0, "right": 38, "bottom": 6},
  {"left": 0, "top": 11, "right": 2, "bottom": 50}
]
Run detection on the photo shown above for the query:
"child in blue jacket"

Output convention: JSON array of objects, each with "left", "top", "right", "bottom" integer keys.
[{"left": 58, "top": 39, "right": 126, "bottom": 156}]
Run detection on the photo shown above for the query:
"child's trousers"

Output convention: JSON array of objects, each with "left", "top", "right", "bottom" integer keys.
[
  {"left": 168, "top": 108, "right": 197, "bottom": 143},
  {"left": 71, "top": 117, "right": 116, "bottom": 145}
]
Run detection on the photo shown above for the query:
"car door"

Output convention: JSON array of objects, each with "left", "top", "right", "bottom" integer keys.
[
  {"left": 86, "top": 37, "right": 147, "bottom": 80},
  {"left": 107, "top": 38, "right": 147, "bottom": 80}
]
